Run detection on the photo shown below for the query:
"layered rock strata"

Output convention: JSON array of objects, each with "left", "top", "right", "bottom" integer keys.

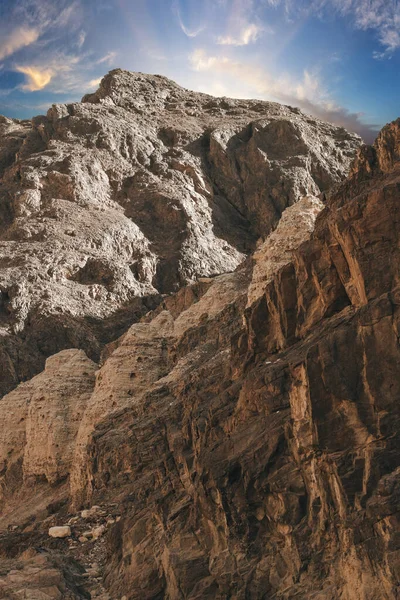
[{"left": 74, "top": 119, "right": 400, "bottom": 599}]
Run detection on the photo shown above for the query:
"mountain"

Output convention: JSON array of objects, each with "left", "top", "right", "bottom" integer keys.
[
  {"left": 1, "top": 71, "right": 399, "bottom": 600},
  {"left": 0, "top": 69, "right": 359, "bottom": 398}
]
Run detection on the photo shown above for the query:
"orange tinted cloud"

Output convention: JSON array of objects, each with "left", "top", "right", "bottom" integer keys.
[
  {"left": 15, "top": 66, "right": 53, "bottom": 91},
  {"left": 0, "top": 27, "right": 39, "bottom": 60}
]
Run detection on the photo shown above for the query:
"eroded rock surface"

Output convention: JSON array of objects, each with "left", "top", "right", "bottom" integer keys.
[
  {"left": 0, "top": 69, "right": 360, "bottom": 397},
  {"left": 0, "top": 349, "right": 97, "bottom": 507},
  {"left": 2, "top": 72, "right": 399, "bottom": 600},
  {"left": 63, "top": 120, "right": 400, "bottom": 598}
]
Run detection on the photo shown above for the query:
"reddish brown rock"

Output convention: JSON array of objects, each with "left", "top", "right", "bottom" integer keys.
[{"left": 68, "top": 120, "right": 400, "bottom": 599}]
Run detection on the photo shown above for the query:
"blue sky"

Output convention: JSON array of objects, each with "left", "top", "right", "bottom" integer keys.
[{"left": 0, "top": 0, "right": 399, "bottom": 141}]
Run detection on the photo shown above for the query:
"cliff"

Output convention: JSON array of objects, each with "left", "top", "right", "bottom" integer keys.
[{"left": 1, "top": 72, "right": 399, "bottom": 600}]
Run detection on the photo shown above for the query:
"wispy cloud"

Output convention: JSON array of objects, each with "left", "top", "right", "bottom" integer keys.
[
  {"left": 96, "top": 51, "right": 117, "bottom": 65},
  {"left": 190, "top": 48, "right": 378, "bottom": 141},
  {"left": 172, "top": 0, "right": 205, "bottom": 38},
  {"left": 77, "top": 31, "right": 86, "bottom": 49},
  {"left": 13, "top": 0, "right": 84, "bottom": 33},
  {"left": 217, "top": 23, "right": 265, "bottom": 46},
  {"left": 267, "top": 0, "right": 400, "bottom": 56},
  {"left": 0, "top": 27, "right": 39, "bottom": 61},
  {"left": 15, "top": 65, "right": 53, "bottom": 91}
]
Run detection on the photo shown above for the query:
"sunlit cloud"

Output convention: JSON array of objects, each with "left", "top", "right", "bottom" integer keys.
[
  {"left": 15, "top": 65, "right": 53, "bottom": 91},
  {"left": 217, "top": 23, "right": 265, "bottom": 46},
  {"left": 189, "top": 48, "right": 378, "bottom": 141},
  {"left": 88, "top": 77, "right": 102, "bottom": 88},
  {"left": 14, "top": 53, "right": 86, "bottom": 94},
  {"left": 0, "top": 27, "right": 39, "bottom": 61}
]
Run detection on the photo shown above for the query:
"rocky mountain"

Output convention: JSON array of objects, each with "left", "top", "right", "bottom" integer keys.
[
  {"left": 0, "top": 69, "right": 359, "bottom": 398},
  {"left": 1, "top": 70, "right": 399, "bottom": 599}
]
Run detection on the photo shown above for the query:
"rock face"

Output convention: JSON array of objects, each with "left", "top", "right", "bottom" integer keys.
[
  {"left": 1, "top": 72, "right": 400, "bottom": 600},
  {"left": 0, "top": 349, "right": 96, "bottom": 505},
  {"left": 0, "top": 69, "right": 360, "bottom": 397},
  {"left": 66, "top": 121, "right": 400, "bottom": 599}
]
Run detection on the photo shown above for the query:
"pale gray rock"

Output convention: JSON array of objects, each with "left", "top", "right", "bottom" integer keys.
[{"left": 0, "top": 69, "right": 361, "bottom": 397}]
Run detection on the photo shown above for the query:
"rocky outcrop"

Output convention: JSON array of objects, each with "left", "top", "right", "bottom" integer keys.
[
  {"left": 247, "top": 194, "right": 324, "bottom": 307},
  {"left": 2, "top": 71, "right": 400, "bottom": 600},
  {"left": 0, "top": 69, "right": 360, "bottom": 397},
  {"left": 56, "top": 120, "right": 400, "bottom": 598},
  {"left": 0, "top": 550, "right": 88, "bottom": 600},
  {"left": 0, "top": 349, "right": 96, "bottom": 506}
]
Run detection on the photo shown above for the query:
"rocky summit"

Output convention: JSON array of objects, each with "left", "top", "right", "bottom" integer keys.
[{"left": 0, "top": 70, "right": 399, "bottom": 599}]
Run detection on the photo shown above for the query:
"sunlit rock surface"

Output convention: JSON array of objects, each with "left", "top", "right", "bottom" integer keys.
[
  {"left": 0, "top": 69, "right": 360, "bottom": 397},
  {"left": 2, "top": 73, "right": 399, "bottom": 600}
]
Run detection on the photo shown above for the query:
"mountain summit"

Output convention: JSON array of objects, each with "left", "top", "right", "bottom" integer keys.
[{"left": 0, "top": 69, "right": 360, "bottom": 397}]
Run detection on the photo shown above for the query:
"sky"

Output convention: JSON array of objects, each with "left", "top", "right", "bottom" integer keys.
[{"left": 0, "top": 0, "right": 399, "bottom": 142}]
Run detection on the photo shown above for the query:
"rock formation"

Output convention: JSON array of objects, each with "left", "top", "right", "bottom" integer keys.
[
  {"left": 1, "top": 71, "right": 399, "bottom": 599},
  {"left": 0, "top": 69, "right": 359, "bottom": 398}
]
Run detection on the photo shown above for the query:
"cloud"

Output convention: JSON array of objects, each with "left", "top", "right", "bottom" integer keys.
[
  {"left": 77, "top": 31, "right": 86, "bottom": 48},
  {"left": 88, "top": 77, "right": 102, "bottom": 88},
  {"left": 14, "top": 0, "right": 83, "bottom": 33},
  {"left": 189, "top": 48, "right": 378, "bottom": 141},
  {"left": 96, "top": 51, "right": 117, "bottom": 65},
  {"left": 0, "top": 27, "right": 39, "bottom": 60},
  {"left": 172, "top": 0, "right": 205, "bottom": 37},
  {"left": 14, "top": 52, "right": 84, "bottom": 94},
  {"left": 15, "top": 65, "right": 53, "bottom": 91},
  {"left": 217, "top": 23, "right": 265, "bottom": 45},
  {"left": 267, "top": 0, "right": 400, "bottom": 55}
]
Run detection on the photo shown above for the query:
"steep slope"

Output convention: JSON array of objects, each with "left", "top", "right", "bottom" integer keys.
[
  {"left": 77, "top": 120, "right": 400, "bottom": 599},
  {"left": 0, "top": 69, "right": 360, "bottom": 397},
  {"left": 0, "top": 119, "right": 399, "bottom": 599}
]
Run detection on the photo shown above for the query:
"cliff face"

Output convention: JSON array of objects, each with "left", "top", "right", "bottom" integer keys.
[
  {"left": 0, "top": 70, "right": 359, "bottom": 398},
  {"left": 72, "top": 119, "right": 400, "bottom": 600},
  {"left": 0, "top": 72, "right": 399, "bottom": 600}
]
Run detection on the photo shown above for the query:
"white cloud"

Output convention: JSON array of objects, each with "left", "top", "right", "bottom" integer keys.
[
  {"left": 96, "top": 51, "right": 117, "bottom": 65},
  {"left": 88, "top": 77, "right": 102, "bottom": 88},
  {"left": 0, "top": 27, "right": 39, "bottom": 61},
  {"left": 172, "top": 0, "right": 205, "bottom": 38},
  {"left": 267, "top": 0, "right": 400, "bottom": 55},
  {"left": 14, "top": 0, "right": 83, "bottom": 33},
  {"left": 189, "top": 48, "right": 378, "bottom": 140},
  {"left": 217, "top": 23, "right": 265, "bottom": 46},
  {"left": 77, "top": 31, "right": 86, "bottom": 48},
  {"left": 15, "top": 65, "right": 53, "bottom": 91}
]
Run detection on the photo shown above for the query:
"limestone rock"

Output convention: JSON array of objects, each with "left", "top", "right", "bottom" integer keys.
[
  {"left": 0, "top": 69, "right": 360, "bottom": 397},
  {"left": 48, "top": 526, "right": 71, "bottom": 538},
  {"left": 81, "top": 506, "right": 102, "bottom": 519},
  {"left": 247, "top": 194, "right": 324, "bottom": 307},
  {"left": 0, "top": 348, "right": 97, "bottom": 504}
]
